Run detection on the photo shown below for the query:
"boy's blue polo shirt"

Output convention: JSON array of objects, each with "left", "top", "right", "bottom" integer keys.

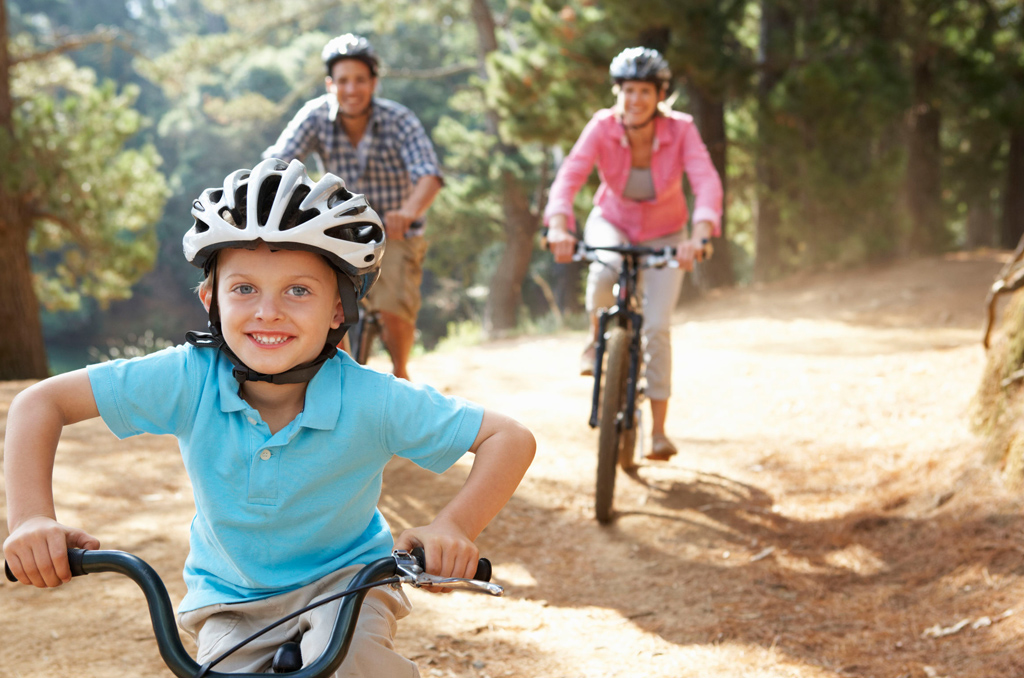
[{"left": 87, "top": 344, "right": 484, "bottom": 612}]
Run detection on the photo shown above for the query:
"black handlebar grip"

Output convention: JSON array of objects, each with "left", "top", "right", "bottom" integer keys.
[
  {"left": 409, "top": 546, "right": 493, "bottom": 582},
  {"left": 474, "top": 558, "right": 493, "bottom": 582},
  {"left": 68, "top": 548, "right": 88, "bottom": 577},
  {"left": 4, "top": 549, "right": 89, "bottom": 583}
]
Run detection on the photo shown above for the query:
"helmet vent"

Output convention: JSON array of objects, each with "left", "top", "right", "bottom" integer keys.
[
  {"left": 192, "top": 218, "right": 209, "bottom": 234},
  {"left": 219, "top": 208, "right": 242, "bottom": 228},
  {"left": 256, "top": 176, "right": 283, "bottom": 227},
  {"left": 327, "top": 187, "right": 355, "bottom": 209},
  {"left": 279, "top": 185, "right": 313, "bottom": 231},
  {"left": 325, "top": 223, "right": 382, "bottom": 244},
  {"left": 338, "top": 204, "right": 367, "bottom": 217}
]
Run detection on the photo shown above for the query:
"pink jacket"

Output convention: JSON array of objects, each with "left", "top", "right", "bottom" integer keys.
[{"left": 544, "top": 108, "right": 723, "bottom": 242}]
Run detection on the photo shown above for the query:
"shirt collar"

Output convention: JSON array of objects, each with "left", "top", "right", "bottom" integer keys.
[
  {"left": 216, "top": 351, "right": 342, "bottom": 430},
  {"left": 618, "top": 114, "right": 667, "bottom": 152},
  {"left": 217, "top": 352, "right": 248, "bottom": 413}
]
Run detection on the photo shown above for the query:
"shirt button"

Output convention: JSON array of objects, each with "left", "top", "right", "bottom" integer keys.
[
  {"left": 247, "top": 417, "right": 257, "bottom": 425},
  {"left": 260, "top": 450, "right": 271, "bottom": 461}
]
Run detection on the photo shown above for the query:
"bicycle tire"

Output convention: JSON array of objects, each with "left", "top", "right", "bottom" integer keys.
[
  {"left": 596, "top": 326, "right": 630, "bottom": 523},
  {"left": 354, "top": 316, "right": 380, "bottom": 365},
  {"left": 618, "top": 407, "right": 638, "bottom": 471}
]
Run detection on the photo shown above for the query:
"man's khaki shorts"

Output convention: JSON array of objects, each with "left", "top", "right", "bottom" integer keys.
[{"left": 364, "top": 236, "right": 428, "bottom": 325}]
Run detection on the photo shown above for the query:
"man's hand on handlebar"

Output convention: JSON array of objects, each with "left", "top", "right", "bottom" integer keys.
[
  {"left": 3, "top": 516, "right": 100, "bottom": 588},
  {"left": 383, "top": 209, "right": 417, "bottom": 241}
]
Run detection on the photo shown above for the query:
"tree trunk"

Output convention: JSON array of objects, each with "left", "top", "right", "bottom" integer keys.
[
  {"left": 484, "top": 176, "right": 539, "bottom": 334},
  {"left": 904, "top": 43, "right": 945, "bottom": 254},
  {"left": 470, "top": 0, "right": 541, "bottom": 335},
  {"left": 1002, "top": 126, "right": 1024, "bottom": 249},
  {"left": 753, "top": 0, "right": 794, "bottom": 282},
  {"left": 965, "top": 197, "right": 996, "bottom": 249},
  {"left": 689, "top": 81, "right": 734, "bottom": 288},
  {"left": 0, "top": 0, "right": 49, "bottom": 379}
]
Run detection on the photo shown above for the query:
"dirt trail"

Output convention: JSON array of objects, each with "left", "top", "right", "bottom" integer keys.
[{"left": 3, "top": 251, "right": 1024, "bottom": 678}]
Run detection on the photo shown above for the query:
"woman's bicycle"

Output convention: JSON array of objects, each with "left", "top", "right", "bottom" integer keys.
[
  {"left": 574, "top": 240, "right": 709, "bottom": 524},
  {"left": 5, "top": 547, "right": 500, "bottom": 678}
]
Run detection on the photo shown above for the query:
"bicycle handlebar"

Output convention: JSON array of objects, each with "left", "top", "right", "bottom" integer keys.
[
  {"left": 5, "top": 548, "right": 500, "bottom": 678},
  {"left": 572, "top": 240, "right": 713, "bottom": 267}
]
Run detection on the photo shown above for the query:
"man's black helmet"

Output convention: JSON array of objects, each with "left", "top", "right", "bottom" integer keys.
[
  {"left": 609, "top": 47, "right": 672, "bottom": 92},
  {"left": 322, "top": 33, "right": 379, "bottom": 77}
]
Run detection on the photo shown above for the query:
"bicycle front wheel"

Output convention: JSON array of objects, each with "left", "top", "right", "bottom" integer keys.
[
  {"left": 596, "top": 326, "right": 631, "bottom": 523},
  {"left": 353, "top": 315, "right": 380, "bottom": 366}
]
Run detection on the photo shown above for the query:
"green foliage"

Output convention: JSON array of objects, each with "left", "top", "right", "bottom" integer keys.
[
  {"left": 12, "top": 0, "right": 1024, "bottom": 365},
  {"left": 765, "top": 42, "right": 909, "bottom": 268},
  {"left": 486, "top": 2, "right": 613, "bottom": 147},
  {"left": 11, "top": 49, "right": 169, "bottom": 312}
]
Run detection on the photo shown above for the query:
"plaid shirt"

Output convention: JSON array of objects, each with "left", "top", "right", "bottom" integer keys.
[{"left": 264, "top": 95, "right": 442, "bottom": 235}]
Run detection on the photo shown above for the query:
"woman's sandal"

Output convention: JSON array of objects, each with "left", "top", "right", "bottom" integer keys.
[
  {"left": 646, "top": 434, "right": 678, "bottom": 461},
  {"left": 579, "top": 341, "right": 597, "bottom": 377}
]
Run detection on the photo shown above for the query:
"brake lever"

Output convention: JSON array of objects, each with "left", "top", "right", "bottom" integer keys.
[{"left": 392, "top": 550, "right": 504, "bottom": 596}]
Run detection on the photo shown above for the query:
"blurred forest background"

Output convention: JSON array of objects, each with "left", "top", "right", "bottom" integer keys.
[{"left": 1, "top": 0, "right": 1022, "bottom": 379}]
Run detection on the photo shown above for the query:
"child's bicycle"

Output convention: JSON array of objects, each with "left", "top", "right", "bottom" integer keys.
[
  {"left": 5, "top": 547, "right": 500, "bottom": 677},
  {"left": 574, "top": 240, "right": 710, "bottom": 524}
]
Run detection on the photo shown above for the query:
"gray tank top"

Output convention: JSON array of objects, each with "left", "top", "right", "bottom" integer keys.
[{"left": 622, "top": 167, "right": 655, "bottom": 202}]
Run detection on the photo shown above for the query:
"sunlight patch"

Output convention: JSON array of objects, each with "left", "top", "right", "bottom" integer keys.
[
  {"left": 492, "top": 562, "right": 538, "bottom": 588},
  {"left": 823, "top": 543, "right": 887, "bottom": 575}
]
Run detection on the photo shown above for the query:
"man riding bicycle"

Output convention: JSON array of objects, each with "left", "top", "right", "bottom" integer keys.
[
  {"left": 264, "top": 33, "right": 444, "bottom": 381},
  {"left": 546, "top": 47, "right": 723, "bottom": 462}
]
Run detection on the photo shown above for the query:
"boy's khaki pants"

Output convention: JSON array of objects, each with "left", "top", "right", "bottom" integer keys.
[{"left": 179, "top": 564, "right": 419, "bottom": 677}]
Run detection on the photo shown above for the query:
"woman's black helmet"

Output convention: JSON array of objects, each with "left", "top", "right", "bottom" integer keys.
[
  {"left": 609, "top": 47, "right": 672, "bottom": 92},
  {"left": 322, "top": 33, "right": 379, "bottom": 77}
]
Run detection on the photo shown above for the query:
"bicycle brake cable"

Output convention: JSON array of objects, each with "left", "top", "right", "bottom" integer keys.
[{"left": 190, "top": 576, "right": 400, "bottom": 678}]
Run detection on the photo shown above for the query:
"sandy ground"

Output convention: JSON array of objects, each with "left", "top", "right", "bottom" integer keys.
[{"left": 3, "top": 250, "right": 1024, "bottom": 678}]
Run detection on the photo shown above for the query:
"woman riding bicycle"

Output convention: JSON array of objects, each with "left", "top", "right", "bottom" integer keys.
[{"left": 546, "top": 47, "right": 723, "bottom": 462}]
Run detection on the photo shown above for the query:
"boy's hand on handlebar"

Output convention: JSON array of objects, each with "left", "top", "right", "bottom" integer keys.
[
  {"left": 394, "top": 521, "right": 480, "bottom": 593},
  {"left": 3, "top": 516, "right": 99, "bottom": 588}
]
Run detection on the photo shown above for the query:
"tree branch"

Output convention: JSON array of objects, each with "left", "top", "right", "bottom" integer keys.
[
  {"left": 10, "top": 27, "right": 140, "bottom": 65},
  {"left": 385, "top": 63, "right": 477, "bottom": 80},
  {"left": 29, "top": 207, "right": 87, "bottom": 244}
]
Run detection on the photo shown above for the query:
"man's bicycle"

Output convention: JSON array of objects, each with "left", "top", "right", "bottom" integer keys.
[
  {"left": 575, "top": 241, "right": 709, "bottom": 524},
  {"left": 347, "top": 301, "right": 388, "bottom": 366},
  {"left": 5, "top": 548, "right": 499, "bottom": 677}
]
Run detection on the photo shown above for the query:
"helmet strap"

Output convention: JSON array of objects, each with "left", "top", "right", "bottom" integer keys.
[{"left": 621, "top": 110, "right": 659, "bottom": 131}]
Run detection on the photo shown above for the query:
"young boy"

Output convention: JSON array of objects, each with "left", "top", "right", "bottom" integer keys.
[{"left": 3, "top": 158, "right": 536, "bottom": 677}]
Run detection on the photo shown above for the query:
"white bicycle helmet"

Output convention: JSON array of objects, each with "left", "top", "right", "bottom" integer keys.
[
  {"left": 609, "top": 47, "right": 672, "bottom": 92},
  {"left": 321, "top": 33, "right": 380, "bottom": 77},
  {"left": 183, "top": 157, "right": 386, "bottom": 384}
]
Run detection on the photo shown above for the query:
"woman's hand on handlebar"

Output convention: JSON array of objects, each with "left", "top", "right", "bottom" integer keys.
[
  {"left": 3, "top": 516, "right": 100, "bottom": 588},
  {"left": 545, "top": 215, "right": 578, "bottom": 264},
  {"left": 674, "top": 237, "right": 709, "bottom": 272},
  {"left": 393, "top": 520, "right": 480, "bottom": 594}
]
